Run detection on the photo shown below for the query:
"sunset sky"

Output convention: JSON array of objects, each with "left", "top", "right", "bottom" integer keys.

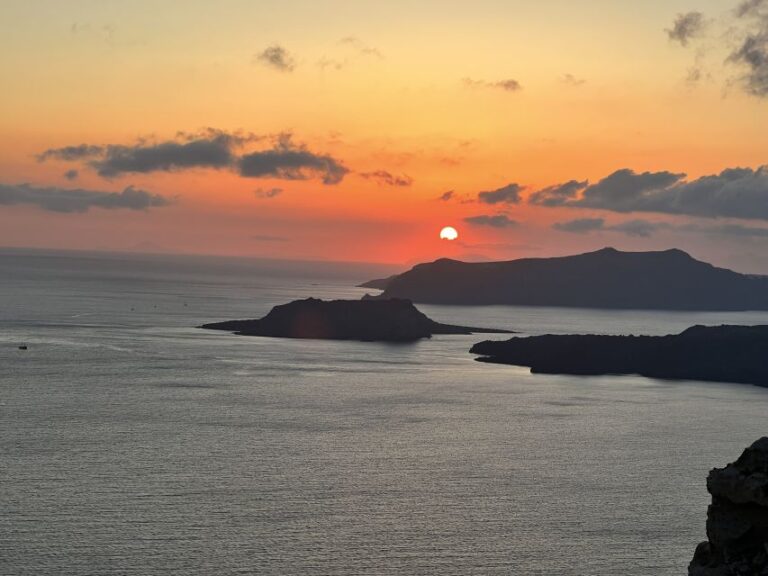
[{"left": 2, "top": 0, "right": 768, "bottom": 271}]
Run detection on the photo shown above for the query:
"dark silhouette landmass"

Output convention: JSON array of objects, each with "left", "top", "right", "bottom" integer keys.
[
  {"left": 201, "top": 298, "right": 511, "bottom": 342},
  {"left": 365, "top": 248, "right": 768, "bottom": 310},
  {"left": 689, "top": 437, "right": 768, "bottom": 575},
  {"left": 357, "top": 274, "right": 398, "bottom": 290},
  {"left": 470, "top": 325, "right": 768, "bottom": 386}
]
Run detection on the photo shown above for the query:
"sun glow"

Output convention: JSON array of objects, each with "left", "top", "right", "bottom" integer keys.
[{"left": 440, "top": 226, "right": 459, "bottom": 241}]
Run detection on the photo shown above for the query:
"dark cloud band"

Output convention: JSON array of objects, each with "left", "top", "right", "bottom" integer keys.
[
  {"left": 0, "top": 183, "right": 171, "bottom": 213},
  {"left": 359, "top": 171, "right": 413, "bottom": 187},
  {"left": 464, "top": 214, "right": 518, "bottom": 228},
  {"left": 478, "top": 183, "right": 523, "bottom": 205},
  {"left": 38, "top": 131, "right": 349, "bottom": 185},
  {"left": 531, "top": 166, "right": 768, "bottom": 221}
]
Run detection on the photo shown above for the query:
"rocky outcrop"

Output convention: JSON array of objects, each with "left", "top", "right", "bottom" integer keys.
[
  {"left": 201, "top": 298, "right": 511, "bottom": 342},
  {"left": 689, "top": 438, "right": 768, "bottom": 575},
  {"left": 364, "top": 248, "right": 768, "bottom": 310},
  {"left": 470, "top": 325, "right": 768, "bottom": 387}
]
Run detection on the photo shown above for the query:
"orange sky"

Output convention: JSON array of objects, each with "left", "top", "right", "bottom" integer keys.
[{"left": 1, "top": 0, "right": 768, "bottom": 272}]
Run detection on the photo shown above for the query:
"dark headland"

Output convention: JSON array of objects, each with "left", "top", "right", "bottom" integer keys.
[
  {"left": 689, "top": 437, "right": 768, "bottom": 575},
  {"left": 201, "top": 297, "right": 511, "bottom": 342},
  {"left": 363, "top": 247, "right": 768, "bottom": 310},
  {"left": 470, "top": 324, "right": 768, "bottom": 387}
]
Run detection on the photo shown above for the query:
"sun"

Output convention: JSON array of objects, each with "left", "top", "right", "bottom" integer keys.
[{"left": 440, "top": 226, "right": 459, "bottom": 241}]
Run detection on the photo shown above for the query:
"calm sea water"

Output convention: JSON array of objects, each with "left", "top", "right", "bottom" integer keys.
[{"left": 2, "top": 248, "right": 768, "bottom": 576}]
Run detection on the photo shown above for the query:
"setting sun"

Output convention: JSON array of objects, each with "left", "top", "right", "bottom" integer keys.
[{"left": 440, "top": 226, "right": 459, "bottom": 241}]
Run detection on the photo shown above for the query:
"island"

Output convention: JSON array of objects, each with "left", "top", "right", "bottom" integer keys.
[
  {"left": 470, "top": 324, "right": 768, "bottom": 387},
  {"left": 689, "top": 437, "right": 768, "bottom": 575},
  {"left": 201, "top": 297, "right": 512, "bottom": 342},
  {"left": 363, "top": 247, "right": 768, "bottom": 310}
]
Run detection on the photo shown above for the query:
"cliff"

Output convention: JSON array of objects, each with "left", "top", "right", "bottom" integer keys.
[{"left": 689, "top": 438, "right": 768, "bottom": 575}]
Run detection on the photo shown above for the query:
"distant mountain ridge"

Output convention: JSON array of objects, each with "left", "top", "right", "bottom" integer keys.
[{"left": 365, "top": 248, "right": 768, "bottom": 310}]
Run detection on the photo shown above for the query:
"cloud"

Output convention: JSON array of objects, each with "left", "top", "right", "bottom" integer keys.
[
  {"left": 464, "top": 214, "right": 519, "bottom": 228},
  {"left": 713, "top": 223, "right": 768, "bottom": 236},
  {"left": 317, "top": 37, "right": 383, "bottom": 71},
  {"left": 255, "top": 44, "right": 296, "bottom": 72},
  {"left": 553, "top": 217, "right": 606, "bottom": 234},
  {"left": 553, "top": 216, "right": 768, "bottom": 240},
  {"left": 63, "top": 169, "right": 79, "bottom": 181},
  {"left": 687, "top": 67, "right": 704, "bottom": 84},
  {"left": 255, "top": 187, "right": 282, "bottom": 198},
  {"left": 478, "top": 182, "right": 523, "bottom": 204},
  {"left": 317, "top": 57, "right": 346, "bottom": 70},
  {"left": 339, "top": 36, "right": 383, "bottom": 58},
  {"left": 574, "top": 169, "right": 685, "bottom": 210},
  {"left": 91, "top": 132, "right": 236, "bottom": 177},
  {"left": 238, "top": 135, "right": 348, "bottom": 185},
  {"left": 728, "top": 2, "right": 768, "bottom": 97},
  {"left": 681, "top": 221, "right": 768, "bottom": 237},
  {"left": 359, "top": 170, "right": 413, "bottom": 186},
  {"left": 565, "top": 167, "right": 768, "bottom": 220},
  {"left": 528, "top": 179, "right": 588, "bottom": 206},
  {"left": 38, "top": 130, "right": 347, "bottom": 185},
  {"left": 611, "top": 219, "right": 661, "bottom": 237},
  {"left": 554, "top": 217, "right": 664, "bottom": 237},
  {"left": 737, "top": 0, "right": 767, "bottom": 18},
  {"left": 463, "top": 78, "right": 522, "bottom": 92},
  {"left": 669, "top": 3, "right": 768, "bottom": 97},
  {"left": 561, "top": 73, "right": 586, "bottom": 86},
  {"left": 667, "top": 12, "right": 706, "bottom": 46},
  {"left": 0, "top": 183, "right": 171, "bottom": 213},
  {"left": 437, "top": 190, "right": 455, "bottom": 201},
  {"left": 37, "top": 144, "right": 104, "bottom": 162}
]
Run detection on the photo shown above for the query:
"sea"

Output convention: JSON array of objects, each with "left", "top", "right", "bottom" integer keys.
[{"left": 2, "top": 248, "right": 768, "bottom": 576}]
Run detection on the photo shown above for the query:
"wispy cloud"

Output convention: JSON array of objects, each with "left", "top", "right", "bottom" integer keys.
[
  {"left": 255, "top": 44, "right": 296, "bottom": 72},
  {"left": 666, "top": 12, "right": 706, "bottom": 46},
  {"left": 729, "top": 0, "right": 768, "bottom": 97},
  {"left": 37, "top": 144, "right": 104, "bottom": 162},
  {"left": 359, "top": 170, "right": 413, "bottom": 187},
  {"left": 339, "top": 36, "right": 383, "bottom": 58},
  {"left": 463, "top": 78, "right": 522, "bottom": 92},
  {"left": 255, "top": 187, "right": 283, "bottom": 199},
  {"left": 669, "top": 2, "right": 768, "bottom": 98},
  {"left": 561, "top": 73, "right": 586, "bottom": 86}
]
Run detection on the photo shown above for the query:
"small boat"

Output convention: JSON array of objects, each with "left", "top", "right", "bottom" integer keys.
[{"left": 18, "top": 345, "right": 28, "bottom": 350}]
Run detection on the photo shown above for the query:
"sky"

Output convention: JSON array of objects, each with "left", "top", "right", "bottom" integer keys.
[{"left": 1, "top": 0, "right": 768, "bottom": 271}]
